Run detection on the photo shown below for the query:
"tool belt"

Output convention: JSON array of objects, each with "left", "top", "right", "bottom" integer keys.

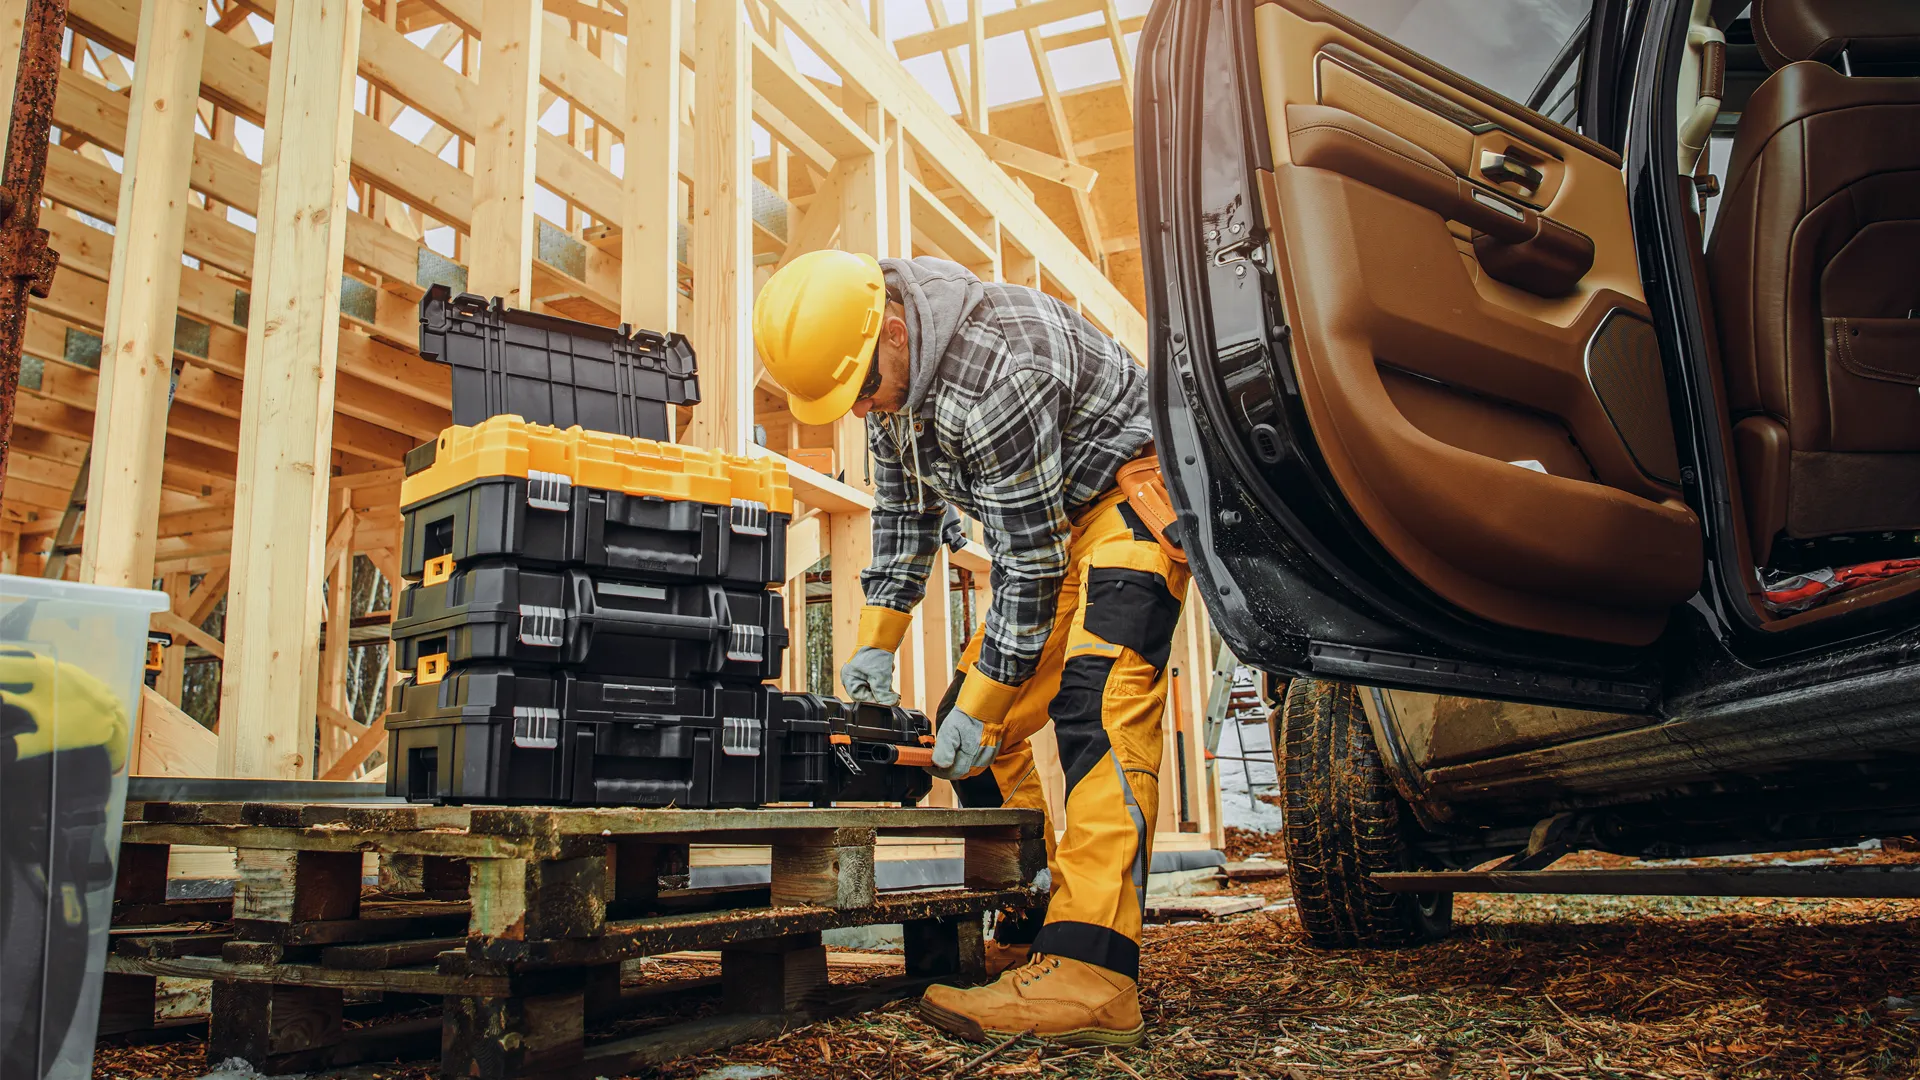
[{"left": 1115, "top": 450, "right": 1186, "bottom": 565}]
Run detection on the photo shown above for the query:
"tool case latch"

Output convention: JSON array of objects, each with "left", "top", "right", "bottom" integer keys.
[
  {"left": 729, "top": 498, "right": 770, "bottom": 537},
  {"left": 512, "top": 705, "right": 560, "bottom": 749},
  {"left": 721, "top": 715, "right": 763, "bottom": 757},
  {"left": 526, "top": 470, "right": 573, "bottom": 512},
  {"left": 725, "top": 623, "right": 766, "bottom": 663},
  {"left": 518, "top": 604, "right": 566, "bottom": 646}
]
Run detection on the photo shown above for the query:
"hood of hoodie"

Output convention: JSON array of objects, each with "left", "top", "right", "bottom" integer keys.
[{"left": 880, "top": 256, "right": 988, "bottom": 415}]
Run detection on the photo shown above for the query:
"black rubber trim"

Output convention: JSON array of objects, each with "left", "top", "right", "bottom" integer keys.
[
  {"left": 1050, "top": 655, "right": 1118, "bottom": 792},
  {"left": 1032, "top": 920, "right": 1141, "bottom": 981},
  {"left": 1084, "top": 568, "right": 1180, "bottom": 669}
]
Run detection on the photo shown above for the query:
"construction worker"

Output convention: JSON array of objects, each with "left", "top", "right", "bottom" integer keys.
[{"left": 753, "top": 250, "right": 1190, "bottom": 1047}]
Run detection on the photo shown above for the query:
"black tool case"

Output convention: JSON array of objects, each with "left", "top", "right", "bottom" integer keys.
[
  {"left": 392, "top": 563, "right": 786, "bottom": 682},
  {"left": 399, "top": 468, "right": 786, "bottom": 588},
  {"left": 385, "top": 666, "right": 771, "bottom": 807},
  {"left": 772, "top": 694, "right": 935, "bottom": 806},
  {"left": 418, "top": 284, "right": 699, "bottom": 440}
]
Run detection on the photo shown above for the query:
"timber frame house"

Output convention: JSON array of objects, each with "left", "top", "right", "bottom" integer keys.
[{"left": 0, "top": 0, "right": 1222, "bottom": 852}]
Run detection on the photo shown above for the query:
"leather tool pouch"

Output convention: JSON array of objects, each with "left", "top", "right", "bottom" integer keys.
[{"left": 1115, "top": 453, "right": 1187, "bottom": 565}]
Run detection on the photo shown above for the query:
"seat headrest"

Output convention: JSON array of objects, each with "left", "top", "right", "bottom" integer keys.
[{"left": 1752, "top": 0, "right": 1920, "bottom": 70}]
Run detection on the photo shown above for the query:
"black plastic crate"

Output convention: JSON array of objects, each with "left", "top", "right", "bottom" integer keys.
[
  {"left": 418, "top": 284, "right": 699, "bottom": 439},
  {"left": 772, "top": 694, "right": 934, "bottom": 806},
  {"left": 399, "top": 474, "right": 787, "bottom": 587},
  {"left": 391, "top": 564, "right": 785, "bottom": 683},
  {"left": 386, "top": 666, "right": 770, "bottom": 807}
]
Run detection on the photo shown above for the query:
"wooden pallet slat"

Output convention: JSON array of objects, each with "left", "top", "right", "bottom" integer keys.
[{"left": 104, "top": 801, "right": 1047, "bottom": 1079}]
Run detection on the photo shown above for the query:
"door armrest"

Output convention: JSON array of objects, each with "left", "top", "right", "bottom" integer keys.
[{"left": 1287, "top": 103, "right": 1594, "bottom": 297}]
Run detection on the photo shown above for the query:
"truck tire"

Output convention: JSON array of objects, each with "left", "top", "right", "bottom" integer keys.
[{"left": 1277, "top": 678, "right": 1452, "bottom": 948}]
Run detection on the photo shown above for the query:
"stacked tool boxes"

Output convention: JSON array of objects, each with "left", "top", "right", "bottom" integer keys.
[{"left": 383, "top": 288, "right": 933, "bottom": 808}]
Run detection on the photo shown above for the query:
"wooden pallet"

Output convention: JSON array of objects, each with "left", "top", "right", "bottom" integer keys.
[{"left": 105, "top": 801, "right": 1047, "bottom": 1078}]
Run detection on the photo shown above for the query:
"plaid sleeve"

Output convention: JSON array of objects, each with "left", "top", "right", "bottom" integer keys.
[
  {"left": 860, "top": 414, "right": 945, "bottom": 617},
  {"left": 962, "top": 368, "right": 1071, "bottom": 689}
]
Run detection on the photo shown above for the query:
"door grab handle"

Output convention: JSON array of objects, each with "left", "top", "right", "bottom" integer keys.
[
  {"left": 1479, "top": 150, "right": 1543, "bottom": 193},
  {"left": 1286, "top": 104, "right": 1593, "bottom": 297}
]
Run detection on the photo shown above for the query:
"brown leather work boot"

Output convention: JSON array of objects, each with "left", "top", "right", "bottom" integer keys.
[
  {"left": 984, "top": 940, "right": 1032, "bottom": 976},
  {"left": 920, "top": 954, "right": 1144, "bottom": 1047}
]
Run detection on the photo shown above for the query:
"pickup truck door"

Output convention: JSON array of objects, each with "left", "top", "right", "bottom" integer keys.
[{"left": 1137, "top": 0, "right": 1704, "bottom": 710}]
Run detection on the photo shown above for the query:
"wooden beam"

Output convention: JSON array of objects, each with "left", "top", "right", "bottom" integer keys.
[
  {"left": 684, "top": 0, "right": 751, "bottom": 454},
  {"left": 319, "top": 712, "right": 386, "bottom": 781},
  {"left": 469, "top": 0, "right": 542, "bottom": 306},
  {"left": 775, "top": 159, "right": 846, "bottom": 270},
  {"left": 621, "top": 0, "right": 679, "bottom": 333},
  {"left": 747, "top": 27, "right": 877, "bottom": 163},
  {"left": 906, "top": 175, "right": 995, "bottom": 269},
  {"left": 1100, "top": 0, "right": 1134, "bottom": 114},
  {"left": 136, "top": 686, "right": 219, "bottom": 776},
  {"left": 320, "top": 504, "right": 355, "bottom": 724},
  {"left": 1012, "top": 0, "right": 1106, "bottom": 265},
  {"left": 218, "top": 0, "right": 362, "bottom": 780},
  {"left": 967, "top": 0, "right": 987, "bottom": 134},
  {"left": 965, "top": 129, "right": 1097, "bottom": 193},
  {"left": 916, "top": 0, "right": 974, "bottom": 132},
  {"left": 764, "top": 0, "right": 1144, "bottom": 353},
  {"left": 79, "top": 0, "right": 207, "bottom": 590},
  {"left": 154, "top": 609, "right": 224, "bottom": 661},
  {"left": 892, "top": 0, "right": 1104, "bottom": 60},
  {"left": 1072, "top": 129, "right": 1133, "bottom": 158},
  {"left": 1039, "top": 12, "right": 1143, "bottom": 51}
]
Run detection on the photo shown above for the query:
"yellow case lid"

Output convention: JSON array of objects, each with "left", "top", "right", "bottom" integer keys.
[
  {"left": 725, "top": 453, "right": 795, "bottom": 516},
  {"left": 402, "top": 415, "right": 734, "bottom": 508}
]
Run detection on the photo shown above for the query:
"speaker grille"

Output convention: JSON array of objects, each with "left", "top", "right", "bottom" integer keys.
[{"left": 1585, "top": 311, "right": 1680, "bottom": 484}]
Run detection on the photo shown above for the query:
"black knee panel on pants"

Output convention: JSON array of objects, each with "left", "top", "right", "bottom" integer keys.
[{"left": 1051, "top": 655, "right": 1116, "bottom": 793}]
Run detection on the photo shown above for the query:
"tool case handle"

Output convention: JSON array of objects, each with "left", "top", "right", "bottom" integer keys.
[{"left": 565, "top": 571, "right": 732, "bottom": 652}]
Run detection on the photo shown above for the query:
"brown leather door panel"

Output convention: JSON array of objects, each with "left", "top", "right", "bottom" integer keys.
[{"left": 1251, "top": 0, "right": 1704, "bottom": 645}]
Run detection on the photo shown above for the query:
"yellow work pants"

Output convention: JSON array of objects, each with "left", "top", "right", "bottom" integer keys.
[{"left": 935, "top": 488, "right": 1189, "bottom": 982}]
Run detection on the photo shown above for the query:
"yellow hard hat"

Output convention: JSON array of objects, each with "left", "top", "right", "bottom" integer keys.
[{"left": 753, "top": 250, "right": 887, "bottom": 427}]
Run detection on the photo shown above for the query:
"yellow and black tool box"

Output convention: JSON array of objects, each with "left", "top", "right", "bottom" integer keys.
[
  {"left": 398, "top": 416, "right": 792, "bottom": 588},
  {"left": 385, "top": 666, "right": 772, "bottom": 807},
  {"left": 418, "top": 284, "right": 698, "bottom": 441},
  {"left": 391, "top": 563, "right": 786, "bottom": 685}
]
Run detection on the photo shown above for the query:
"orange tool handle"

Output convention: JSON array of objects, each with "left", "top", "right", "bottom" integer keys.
[{"left": 892, "top": 746, "right": 935, "bottom": 768}]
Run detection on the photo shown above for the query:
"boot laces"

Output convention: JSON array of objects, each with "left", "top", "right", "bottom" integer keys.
[{"left": 1013, "top": 954, "right": 1063, "bottom": 989}]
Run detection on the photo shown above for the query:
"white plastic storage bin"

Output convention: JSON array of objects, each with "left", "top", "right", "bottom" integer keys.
[{"left": 0, "top": 575, "right": 167, "bottom": 1080}]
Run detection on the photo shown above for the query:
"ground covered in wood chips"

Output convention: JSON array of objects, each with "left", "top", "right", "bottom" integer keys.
[{"left": 92, "top": 845, "right": 1920, "bottom": 1080}]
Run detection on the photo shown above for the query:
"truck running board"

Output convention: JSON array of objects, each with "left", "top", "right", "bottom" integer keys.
[{"left": 1373, "top": 865, "right": 1920, "bottom": 899}]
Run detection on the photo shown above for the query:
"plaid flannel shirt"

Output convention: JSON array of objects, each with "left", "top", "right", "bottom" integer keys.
[{"left": 860, "top": 283, "right": 1153, "bottom": 689}]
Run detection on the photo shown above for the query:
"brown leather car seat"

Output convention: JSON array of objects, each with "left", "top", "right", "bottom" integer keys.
[{"left": 1706, "top": 0, "right": 1920, "bottom": 566}]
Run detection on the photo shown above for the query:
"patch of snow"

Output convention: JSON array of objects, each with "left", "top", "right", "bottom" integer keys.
[{"left": 1216, "top": 694, "right": 1285, "bottom": 833}]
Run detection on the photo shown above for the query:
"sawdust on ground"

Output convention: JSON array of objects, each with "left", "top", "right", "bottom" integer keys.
[{"left": 92, "top": 845, "right": 1920, "bottom": 1080}]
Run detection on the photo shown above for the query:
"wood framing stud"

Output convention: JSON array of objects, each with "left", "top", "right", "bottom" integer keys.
[
  {"left": 80, "top": 0, "right": 207, "bottom": 588},
  {"left": 622, "top": 0, "right": 682, "bottom": 332},
  {"left": 217, "top": 0, "right": 361, "bottom": 779},
  {"left": 469, "top": 0, "right": 542, "bottom": 306},
  {"left": 685, "top": 0, "right": 752, "bottom": 453}
]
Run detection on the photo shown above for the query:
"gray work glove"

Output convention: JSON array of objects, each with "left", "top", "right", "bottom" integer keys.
[
  {"left": 840, "top": 646, "right": 900, "bottom": 705},
  {"left": 930, "top": 706, "right": 999, "bottom": 780}
]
